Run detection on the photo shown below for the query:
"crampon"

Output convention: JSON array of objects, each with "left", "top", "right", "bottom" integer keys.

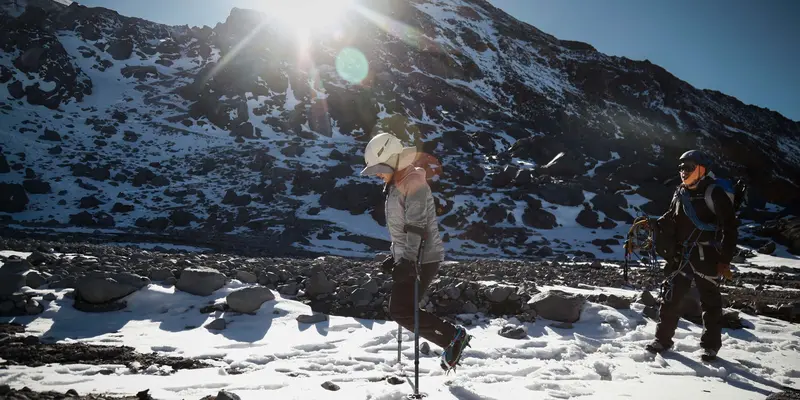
[{"left": 440, "top": 327, "right": 471, "bottom": 374}]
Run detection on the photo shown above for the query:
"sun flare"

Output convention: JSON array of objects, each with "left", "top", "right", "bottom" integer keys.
[{"left": 251, "top": 0, "right": 355, "bottom": 32}]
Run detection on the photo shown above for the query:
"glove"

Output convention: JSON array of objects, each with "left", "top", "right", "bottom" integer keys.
[
  {"left": 717, "top": 263, "right": 733, "bottom": 280},
  {"left": 380, "top": 254, "right": 395, "bottom": 274}
]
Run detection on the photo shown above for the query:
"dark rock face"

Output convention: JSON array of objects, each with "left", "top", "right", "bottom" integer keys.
[
  {"left": 0, "top": 0, "right": 797, "bottom": 259},
  {"left": 1, "top": 7, "right": 93, "bottom": 109},
  {"left": 0, "top": 184, "right": 29, "bottom": 212}
]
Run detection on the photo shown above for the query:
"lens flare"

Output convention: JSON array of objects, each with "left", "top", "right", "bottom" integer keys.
[{"left": 335, "top": 47, "right": 369, "bottom": 84}]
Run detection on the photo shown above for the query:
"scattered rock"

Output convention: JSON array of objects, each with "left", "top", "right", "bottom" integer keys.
[
  {"left": 297, "top": 313, "right": 328, "bottom": 324},
  {"left": 485, "top": 285, "right": 514, "bottom": 303},
  {"left": 226, "top": 286, "right": 275, "bottom": 313},
  {"left": 148, "top": 267, "right": 174, "bottom": 281},
  {"left": 305, "top": 268, "right": 336, "bottom": 298},
  {"left": 0, "top": 266, "right": 27, "bottom": 296},
  {"left": 528, "top": 290, "right": 586, "bottom": 323},
  {"left": 75, "top": 273, "right": 149, "bottom": 305},
  {"left": 176, "top": 267, "right": 227, "bottom": 296},
  {"left": 420, "top": 341, "right": 430, "bottom": 355},
  {"left": 498, "top": 324, "right": 527, "bottom": 339},
  {"left": 205, "top": 318, "right": 227, "bottom": 331},
  {"left": 387, "top": 376, "right": 404, "bottom": 385},
  {"left": 758, "top": 241, "right": 776, "bottom": 255},
  {"left": 215, "top": 390, "right": 242, "bottom": 400},
  {"left": 636, "top": 290, "right": 657, "bottom": 307},
  {"left": 235, "top": 270, "right": 257, "bottom": 284},
  {"left": 0, "top": 331, "right": 212, "bottom": 371},
  {"left": 603, "top": 294, "right": 632, "bottom": 309},
  {"left": 765, "top": 390, "right": 800, "bottom": 400},
  {"left": 722, "top": 308, "right": 745, "bottom": 329}
]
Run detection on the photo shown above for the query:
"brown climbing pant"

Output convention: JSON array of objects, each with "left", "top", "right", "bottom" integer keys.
[{"left": 389, "top": 260, "right": 457, "bottom": 349}]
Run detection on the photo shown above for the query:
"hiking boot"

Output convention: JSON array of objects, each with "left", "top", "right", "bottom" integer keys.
[
  {"left": 440, "top": 326, "right": 471, "bottom": 373},
  {"left": 645, "top": 339, "right": 671, "bottom": 354},
  {"left": 701, "top": 348, "right": 717, "bottom": 361}
]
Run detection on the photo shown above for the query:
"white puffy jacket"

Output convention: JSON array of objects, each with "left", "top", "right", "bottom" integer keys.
[{"left": 385, "top": 166, "right": 445, "bottom": 265}]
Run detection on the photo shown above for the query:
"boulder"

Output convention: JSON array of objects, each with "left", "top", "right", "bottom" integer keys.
[
  {"left": 74, "top": 272, "right": 149, "bottom": 304},
  {"left": 235, "top": 270, "right": 258, "bottom": 284},
  {"left": 305, "top": 268, "right": 336, "bottom": 298},
  {"left": 484, "top": 285, "right": 514, "bottom": 303},
  {"left": 604, "top": 294, "right": 632, "bottom": 309},
  {"left": 24, "top": 270, "right": 48, "bottom": 289},
  {"left": 149, "top": 267, "right": 174, "bottom": 281},
  {"left": 0, "top": 292, "right": 43, "bottom": 316},
  {"left": 0, "top": 259, "right": 30, "bottom": 295},
  {"left": 176, "top": 267, "right": 227, "bottom": 296},
  {"left": 0, "top": 272, "right": 26, "bottom": 296},
  {"left": 226, "top": 286, "right": 275, "bottom": 313},
  {"left": 528, "top": 290, "right": 586, "bottom": 323},
  {"left": 0, "top": 183, "right": 28, "bottom": 212}
]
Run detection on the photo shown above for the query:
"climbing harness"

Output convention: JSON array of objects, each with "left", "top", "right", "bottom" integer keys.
[
  {"left": 657, "top": 187, "right": 728, "bottom": 302},
  {"left": 659, "top": 227, "right": 724, "bottom": 302},
  {"left": 623, "top": 184, "right": 730, "bottom": 298}
]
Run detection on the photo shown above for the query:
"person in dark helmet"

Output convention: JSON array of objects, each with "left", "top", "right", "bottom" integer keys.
[
  {"left": 360, "top": 132, "right": 471, "bottom": 371},
  {"left": 648, "top": 149, "right": 737, "bottom": 361}
]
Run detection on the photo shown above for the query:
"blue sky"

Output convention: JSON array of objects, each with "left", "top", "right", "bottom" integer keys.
[{"left": 71, "top": 0, "right": 799, "bottom": 121}]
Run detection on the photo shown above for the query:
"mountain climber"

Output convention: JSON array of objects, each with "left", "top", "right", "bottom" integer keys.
[
  {"left": 361, "top": 132, "right": 470, "bottom": 371},
  {"left": 647, "top": 149, "right": 738, "bottom": 361}
]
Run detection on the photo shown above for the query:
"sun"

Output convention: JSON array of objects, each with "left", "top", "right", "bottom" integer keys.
[{"left": 251, "top": 0, "right": 356, "bottom": 33}]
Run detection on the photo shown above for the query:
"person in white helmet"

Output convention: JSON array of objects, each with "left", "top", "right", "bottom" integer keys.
[{"left": 361, "top": 132, "right": 470, "bottom": 372}]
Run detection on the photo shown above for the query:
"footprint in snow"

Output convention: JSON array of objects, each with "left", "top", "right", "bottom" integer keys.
[
  {"left": 327, "top": 322, "right": 364, "bottom": 332},
  {"left": 361, "top": 331, "right": 401, "bottom": 349},
  {"left": 291, "top": 342, "right": 338, "bottom": 352}
]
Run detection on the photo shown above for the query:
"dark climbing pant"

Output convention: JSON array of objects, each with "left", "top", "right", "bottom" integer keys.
[
  {"left": 389, "top": 260, "right": 457, "bottom": 350},
  {"left": 655, "top": 269, "right": 723, "bottom": 352}
]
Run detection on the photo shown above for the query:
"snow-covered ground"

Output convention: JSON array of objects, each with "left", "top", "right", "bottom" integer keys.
[{"left": 1, "top": 250, "right": 799, "bottom": 399}]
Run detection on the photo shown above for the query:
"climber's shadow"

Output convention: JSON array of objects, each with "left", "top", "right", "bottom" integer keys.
[{"left": 662, "top": 352, "right": 782, "bottom": 397}]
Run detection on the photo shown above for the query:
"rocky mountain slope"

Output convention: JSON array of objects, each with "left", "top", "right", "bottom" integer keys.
[{"left": 0, "top": 0, "right": 798, "bottom": 259}]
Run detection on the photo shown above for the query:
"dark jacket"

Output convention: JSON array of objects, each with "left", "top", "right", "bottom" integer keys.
[{"left": 656, "top": 175, "right": 738, "bottom": 273}]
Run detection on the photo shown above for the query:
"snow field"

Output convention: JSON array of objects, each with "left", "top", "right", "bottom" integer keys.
[{"left": 1, "top": 251, "right": 799, "bottom": 400}]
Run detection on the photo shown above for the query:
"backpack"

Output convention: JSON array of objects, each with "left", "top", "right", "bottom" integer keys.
[{"left": 704, "top": 177, "right": 747, "bottom": 215}]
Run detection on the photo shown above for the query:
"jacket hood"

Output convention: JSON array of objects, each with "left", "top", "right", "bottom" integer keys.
[{"left": 394, "top": 164, "right": 426, "bottom": 185}]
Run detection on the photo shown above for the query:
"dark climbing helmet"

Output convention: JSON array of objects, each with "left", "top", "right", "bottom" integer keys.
[{"left": 678, "top": 149, "right": 712, "bottom": 170}]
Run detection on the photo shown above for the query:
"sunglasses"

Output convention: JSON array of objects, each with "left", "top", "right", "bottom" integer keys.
[{"left": 678, "top": 163, "right": 697, "bottom": 173}]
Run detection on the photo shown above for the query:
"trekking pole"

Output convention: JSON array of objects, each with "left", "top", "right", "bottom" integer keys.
[
  {"left": 397, "top": 324, "right": 402, "bottom": 366},
  {"left": 403, "top": 224, "right": 428, "bottom": 399}
]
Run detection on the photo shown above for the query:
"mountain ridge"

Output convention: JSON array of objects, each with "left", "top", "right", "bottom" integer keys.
[{"left": 0, "top": 0, "right": 797, "bottom": 259}]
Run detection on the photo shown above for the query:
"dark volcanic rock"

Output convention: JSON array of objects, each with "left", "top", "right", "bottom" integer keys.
[
  {"left": 0, "top": 0, "right": 798, "bottom": 264},
  {"left": 0, "top": 184, "right": 29, "bottom": 212},
  {"left": 0, "top": 330, "right": 212, "bottom": 372}
]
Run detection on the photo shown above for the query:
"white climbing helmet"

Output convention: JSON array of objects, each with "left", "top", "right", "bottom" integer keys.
[{"left": 360, "top": 132, "right": 404, "bottom": 175}]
